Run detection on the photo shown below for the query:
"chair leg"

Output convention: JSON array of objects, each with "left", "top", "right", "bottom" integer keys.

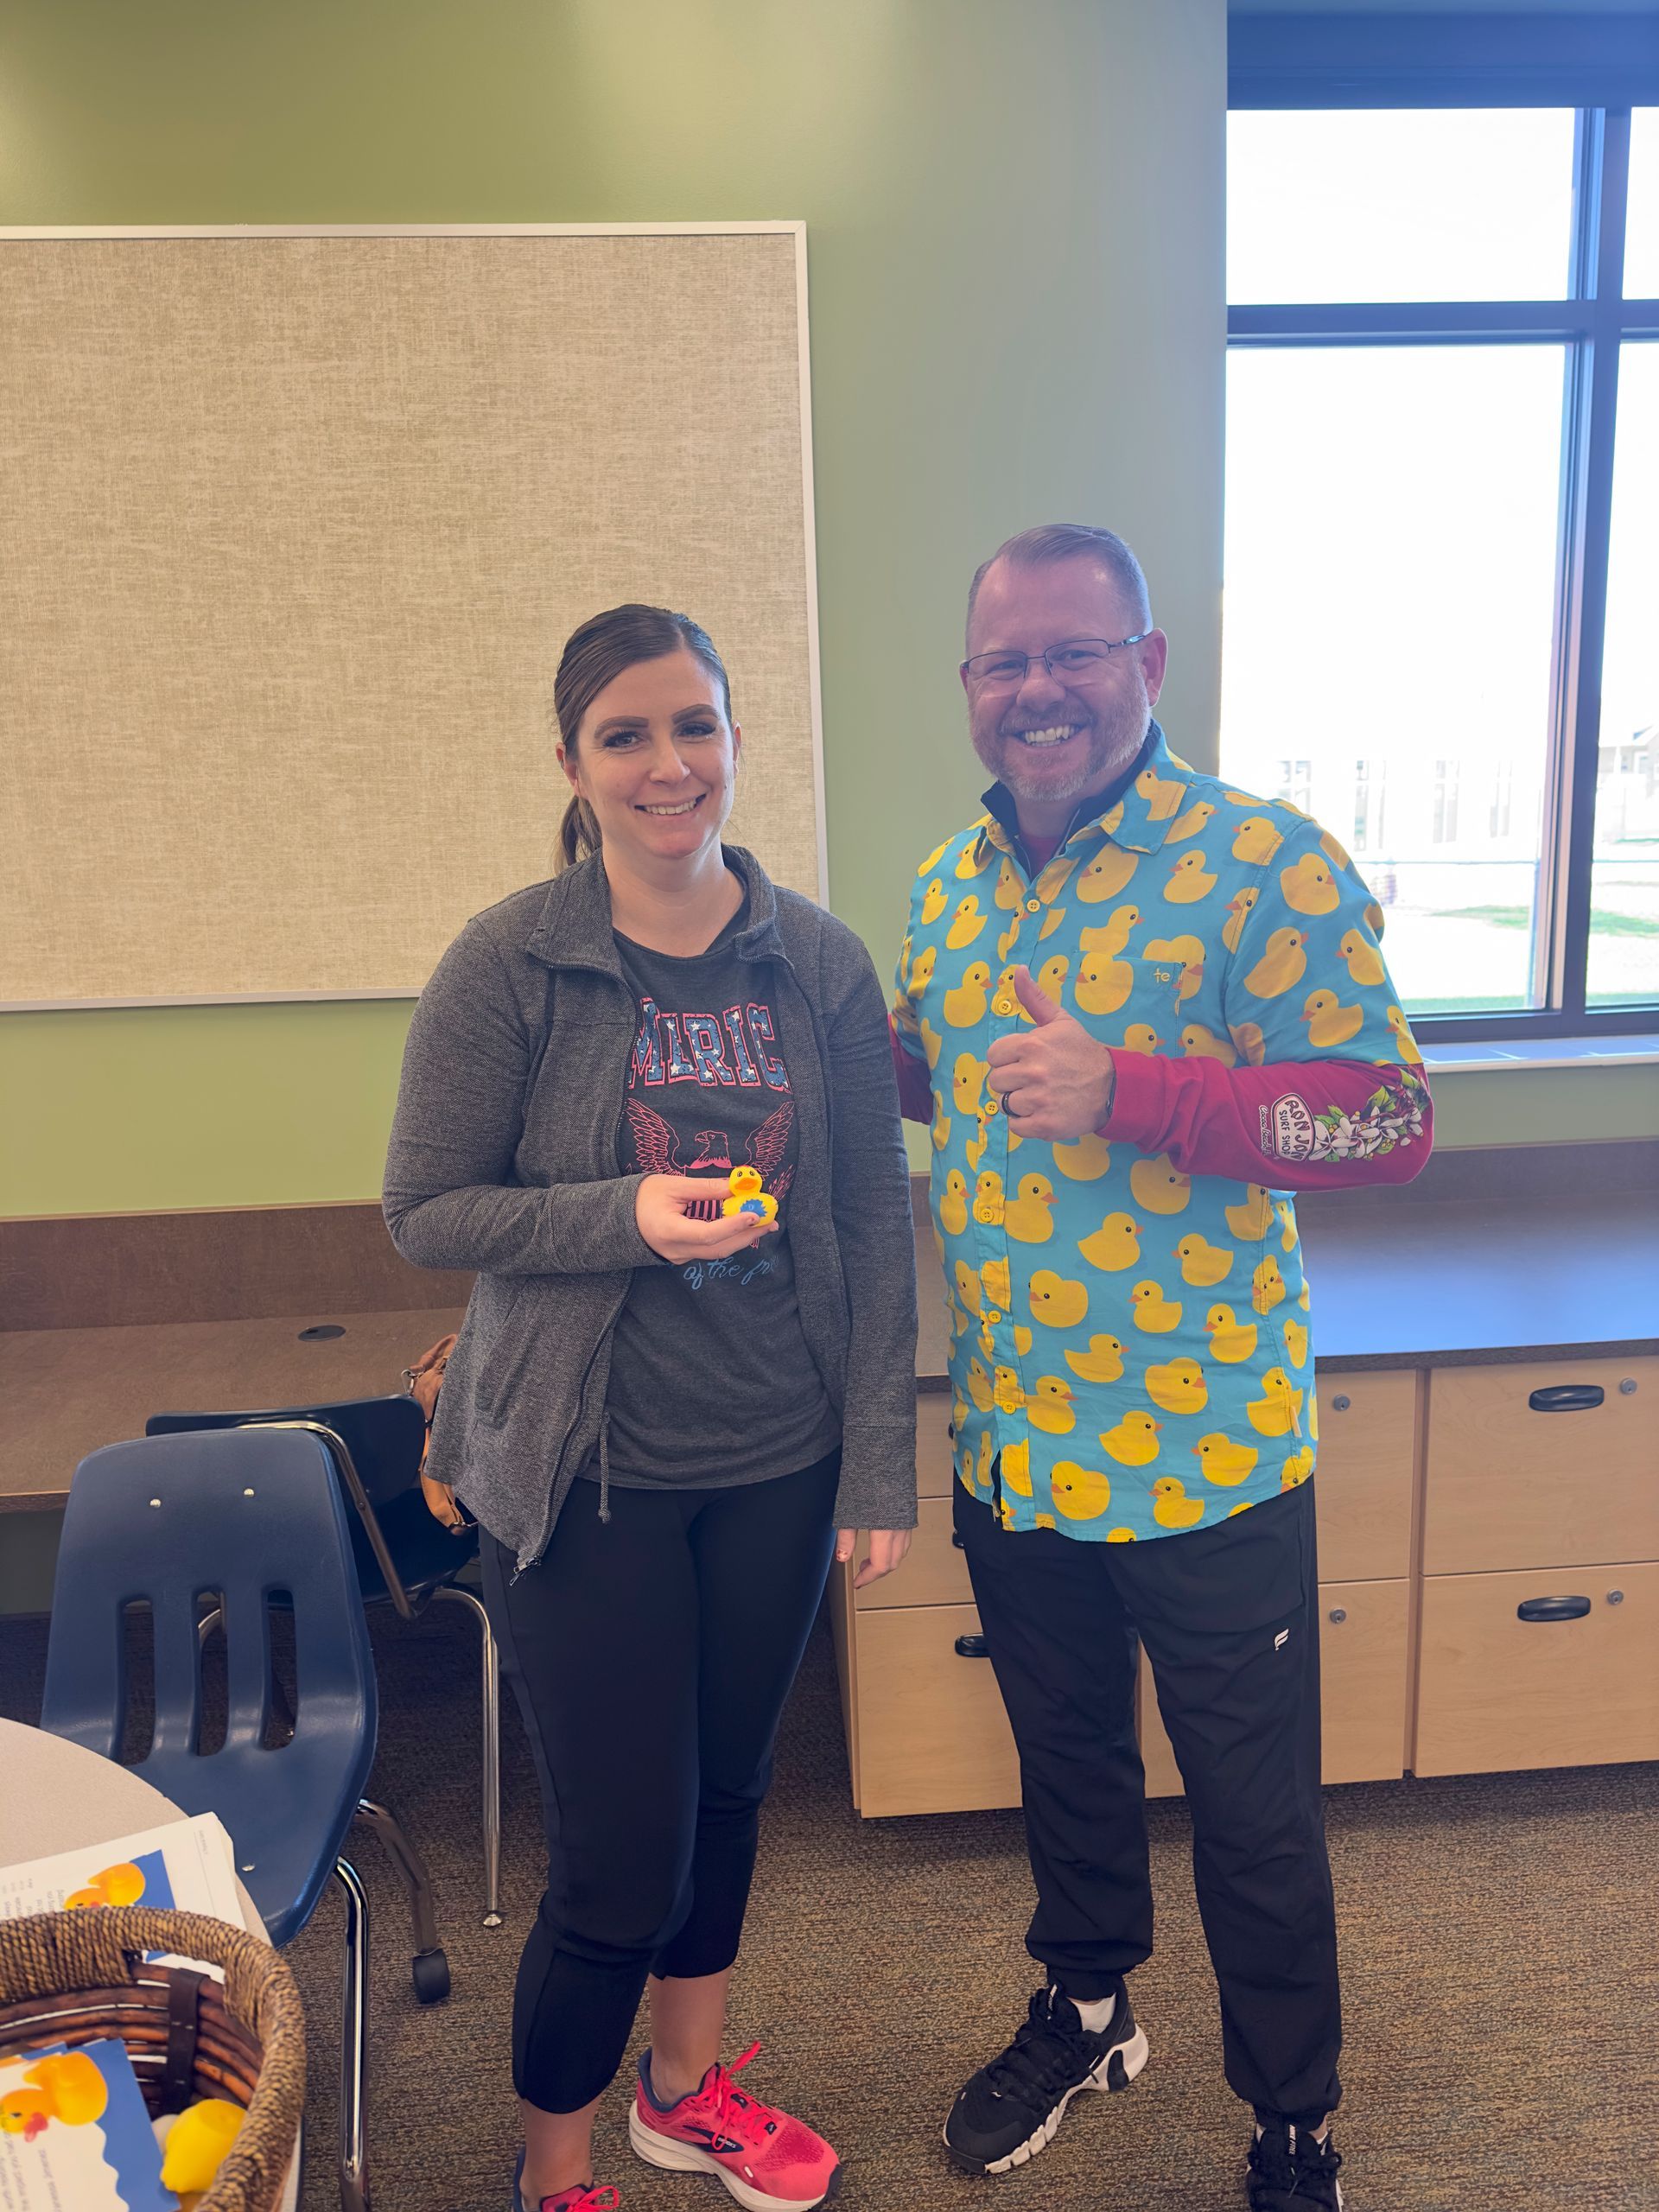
[
  {"left": 434, "top": 1581, "right": 504, "bottom": 1927},
  {"left": 333, "top": 1856, "right": 370, "bottom": 2212},
  {"left": 353, "top": 1798, "right": 450, "bottom": 2004}
]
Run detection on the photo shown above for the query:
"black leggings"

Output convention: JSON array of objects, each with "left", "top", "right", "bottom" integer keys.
[{"left": 480, "top": 1452, "right": 840, "bottom": 2113}]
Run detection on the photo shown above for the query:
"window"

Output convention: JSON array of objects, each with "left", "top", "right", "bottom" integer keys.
[{"left": 1224, "top": 27, "right": 1659, "bottom": 1039}]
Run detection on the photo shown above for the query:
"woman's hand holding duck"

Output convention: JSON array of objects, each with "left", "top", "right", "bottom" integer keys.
[{"left": 634, "top": 1173, "right": 781, "bottom": 1264}]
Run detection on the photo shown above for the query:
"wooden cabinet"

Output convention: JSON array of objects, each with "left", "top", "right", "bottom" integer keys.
[
  {"left": 1424, "top": 1357, "right": 1656, "bottom": 1574},
  {"left": 834, "top": 1599, "right": 1020, "bottom": 1817},
  {"left": 1309, "top": 1371, "right": 1420, "bottom": 1582},
  {"left": 1415, "top": 1561, "right": 1659, "bottom": 1776},
  {"left": 854, "top": 1494, "right": 971, "bottom": 1611},
  {"left": 830, "top": 1325, "right": 1657, "bottom": 1813},
  {"left": 1138, "top": 1577, "right": 1412, "bottom": 1796},
  {"left": 832, "top": 1366, "right": 1422, "bottom": 1816}
]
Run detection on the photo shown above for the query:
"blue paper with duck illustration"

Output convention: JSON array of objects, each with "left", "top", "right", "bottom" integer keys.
[{"left": 0, "top": 2037, "right": 177, "bottom": 2210}]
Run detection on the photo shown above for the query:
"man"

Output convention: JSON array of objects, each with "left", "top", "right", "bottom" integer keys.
[{"left": 891, "top": 525, "right": 1431, "bottom": 2210}]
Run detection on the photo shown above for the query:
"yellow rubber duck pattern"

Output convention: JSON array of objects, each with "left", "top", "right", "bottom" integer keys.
[{"left": 896, "top": 726, "right": 1424, "bottom": 1541}]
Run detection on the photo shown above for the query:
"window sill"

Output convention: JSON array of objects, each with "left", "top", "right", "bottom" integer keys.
[{"left": 1421, "top": 1033, "right": 1659, "bottom": 1075}]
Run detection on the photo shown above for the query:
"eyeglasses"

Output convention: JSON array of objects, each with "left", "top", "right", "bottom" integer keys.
[{"left": 961, "top": 633, "right": 1154, "bottom": 689}]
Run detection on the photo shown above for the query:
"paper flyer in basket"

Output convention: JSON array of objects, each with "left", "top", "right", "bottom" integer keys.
[
  {"left": 0, "top": 1814, "right": 247, "bottom": 1937},
  {"left": 0, "top": 2037, "right": 175, "bottom": 2212}
]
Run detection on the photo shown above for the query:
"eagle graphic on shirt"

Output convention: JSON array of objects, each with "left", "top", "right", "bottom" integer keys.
[{"left": 625, "top": 1097, "right": 797, "bottom": 1221}]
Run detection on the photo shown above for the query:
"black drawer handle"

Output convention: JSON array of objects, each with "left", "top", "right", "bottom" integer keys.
[
  {"left": 954, "top": 1633, "right": 990, "bottom": 1658},
  {"left": 952, "top": 1530, "right": 966, "bottom": 1549},
  {"left": 1516, "top": 1596, "right": 1592, "bottom": 1624},
  {"left": 1528, "top": 1384, "right": 1605, "bottom": 1414}
]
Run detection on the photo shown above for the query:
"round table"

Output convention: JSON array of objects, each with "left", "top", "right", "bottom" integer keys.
[{"left": 0, "top": 1717, "right": 264, "bottom": 1930}]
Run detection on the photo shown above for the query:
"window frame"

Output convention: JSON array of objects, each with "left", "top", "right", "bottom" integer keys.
[{"left": 1227, "top": 15, "right": 1659, "bottom": 1040}]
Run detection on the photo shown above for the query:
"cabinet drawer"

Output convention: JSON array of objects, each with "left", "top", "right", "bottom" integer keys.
[
  {"left": 1424, "top": 1358, "right": 1657, "bottom": 1574},
  {"left": 1312, "top": 1370, "right": 1419, "bottom": 1582},
  {"left": 1139, "top": 1577, "right": 1410, "bottom": 1796},
  {"left": 853, "top": 1602, "right": 1020, "bottom": 1817},
  {"left": 1414, "top": 1560, "right": 1659, "bottom": 1777},
  {"left": 855, "top": 1493, "right": 972, "bottom": 1610},
  {"left": 917, "top": 1396, "right": 955, "bottom": 1498}
]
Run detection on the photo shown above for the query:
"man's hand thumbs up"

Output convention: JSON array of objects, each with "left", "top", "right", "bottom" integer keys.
[{"left": 1014, "top": 965, "right": 1063, "bottom": 1027}]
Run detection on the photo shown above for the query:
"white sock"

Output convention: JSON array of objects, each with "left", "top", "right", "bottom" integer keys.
[
  {"left": 1059, "top": 1986, "right": 1116, "bottom": 2034},
  {"left": 1255, "top": 2118, "right": 1332, "bottom": 2145}
]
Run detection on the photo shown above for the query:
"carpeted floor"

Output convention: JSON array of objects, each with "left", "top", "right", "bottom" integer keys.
[{"left": 3, "top": 1600, "right": 1656, "bottom": 2211}]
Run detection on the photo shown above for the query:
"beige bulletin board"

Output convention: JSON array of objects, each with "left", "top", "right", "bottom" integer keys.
[{"left": 0, "top": 224, "right": 823, "bottom": 1007}]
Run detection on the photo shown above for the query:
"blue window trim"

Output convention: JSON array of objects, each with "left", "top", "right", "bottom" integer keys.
[
  {"left": 1229, "top": 10, "right": 1659, "bottom": 111},
  {"left": 1225, "top": 26, "right": 1659, "bottom": 1040}
]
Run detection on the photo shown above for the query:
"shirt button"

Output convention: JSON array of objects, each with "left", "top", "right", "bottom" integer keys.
[
  {"left": 993, "top": 995, "right": 1016, "bottom": 1015},
  {"left": 984, "top": 1098, "right": 1000, "bottom": 1116},
  {"left": 1026, "top": 898, "right": 1041, "bottom": 912}
]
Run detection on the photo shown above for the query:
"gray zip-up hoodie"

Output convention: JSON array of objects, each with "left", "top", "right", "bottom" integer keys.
[{"left": 383, "top": 845, "right": 918, "bottom": 1569}]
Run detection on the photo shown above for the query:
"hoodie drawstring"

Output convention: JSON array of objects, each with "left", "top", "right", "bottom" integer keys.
[{"left": 597, "top": 1410, "right": 613, "bottom": 1523}]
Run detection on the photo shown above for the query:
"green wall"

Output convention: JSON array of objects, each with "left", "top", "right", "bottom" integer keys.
[{"left": 2, "top": 0, "right": 1649, "bottom": 1219}]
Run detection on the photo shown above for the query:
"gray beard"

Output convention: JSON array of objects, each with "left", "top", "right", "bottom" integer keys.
[{"left": 976, "top": 696, "right": 1150, "bottom": 806}]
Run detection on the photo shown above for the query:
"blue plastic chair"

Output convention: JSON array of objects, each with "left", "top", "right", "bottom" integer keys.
[
  {"left": 145, "top": 1395, "right": 502, "bottom": 1929},
  {"left": 42, "top": 1427, "right": 390, "bottom": 2212}
]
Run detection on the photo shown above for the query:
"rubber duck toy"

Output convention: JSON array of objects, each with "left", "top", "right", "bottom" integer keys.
[
  {"left": 721, "top": 1166, "right": 777, "bottom": 1221},
  {"left": 1, "top": 2052, "right": 108, "bottom": 2141},
  {"left": 160, "top": 2098, "right": 246, "bottom": 2196}
]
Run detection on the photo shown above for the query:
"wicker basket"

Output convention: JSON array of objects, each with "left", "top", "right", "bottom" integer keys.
[{"left": 0, "top": 1905, "right": 304, "bottom": 2212}]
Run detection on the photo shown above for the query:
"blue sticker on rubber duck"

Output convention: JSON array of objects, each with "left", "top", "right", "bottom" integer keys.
[{"left": 721, "top": 1166, "right": 779, "bottom": 1221}]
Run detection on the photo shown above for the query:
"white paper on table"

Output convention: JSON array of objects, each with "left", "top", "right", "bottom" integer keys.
[{"left": 0, "top": 1813, "right": 249, "bottom": 1940}]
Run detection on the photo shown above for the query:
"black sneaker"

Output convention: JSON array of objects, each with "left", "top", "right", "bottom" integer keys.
[
  {"left": 1246, "top": 2115, "right": 1344, "bottom": 2209},
  {"left": 943, "top": 1983, "right": 1149, "bottom": 2175}
]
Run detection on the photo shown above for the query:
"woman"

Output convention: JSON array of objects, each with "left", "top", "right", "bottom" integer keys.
[{"left": 384, "top": 604, "right": 918, "bottom": 2212}]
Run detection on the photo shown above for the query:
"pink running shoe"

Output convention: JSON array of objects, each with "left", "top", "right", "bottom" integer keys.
[
  {"left": 511, "top": 2147, "right": 620, "bottom": 2211},
  {"left": 628, "top": 2045, "right": 841, "bottom": 2209}
]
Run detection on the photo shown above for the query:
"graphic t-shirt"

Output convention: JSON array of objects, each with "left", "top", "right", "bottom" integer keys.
[{"left": 588, "top": 897, "right": 841, "bottom": 1488}]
